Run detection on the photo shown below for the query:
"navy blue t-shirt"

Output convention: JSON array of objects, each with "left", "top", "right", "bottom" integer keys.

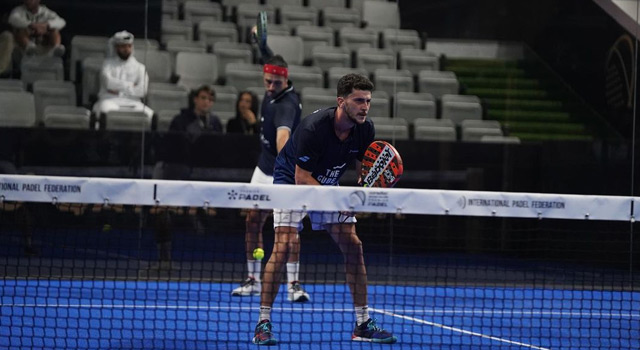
[
  {"left": 257, "top": 84, "right": 301, "bottom": 175},
  {"left": 274, "top": 107, "right": 375, "bottom": 185}
]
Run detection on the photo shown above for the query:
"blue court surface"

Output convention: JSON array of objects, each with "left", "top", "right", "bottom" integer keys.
[{"left": 1, "top": 280, "right": 638, "bottom": 350}]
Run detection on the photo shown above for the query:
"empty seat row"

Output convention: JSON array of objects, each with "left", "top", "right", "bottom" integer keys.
[{"left": 370, "top": 117, "right": 517, "bottom": 142}]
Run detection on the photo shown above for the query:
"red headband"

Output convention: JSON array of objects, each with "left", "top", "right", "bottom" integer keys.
[{"left": 263, "top": 64, "right": 288, "bottom": 78}]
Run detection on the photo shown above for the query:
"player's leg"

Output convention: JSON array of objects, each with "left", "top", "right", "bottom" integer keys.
[
  {"left": 252, "top": 209, "right": 303, "bottom": 345},
  {"left": 325, "top": 217, "right": 397, "bottom": 344},
  {"left": 232, "top": 208, "right": 269, "bottom": 296},
  {"left": 233, "top": 166, "right": 272, "bottom": 296}
]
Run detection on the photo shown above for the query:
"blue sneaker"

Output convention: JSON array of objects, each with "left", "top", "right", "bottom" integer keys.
[
  {"left": 352, "top": 318, "right": 397, "bottom": 344},
  {"left": 252, "top": 319, "right": 277, "bottom": 346}
]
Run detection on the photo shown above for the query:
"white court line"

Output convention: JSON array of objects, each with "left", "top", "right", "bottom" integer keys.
[{"left": 371, "top": 307, "right": 551, "bottom": 350}]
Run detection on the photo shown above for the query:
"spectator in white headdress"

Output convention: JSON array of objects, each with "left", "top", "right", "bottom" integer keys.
[{"left": 93, "top": 30, "right": 153, "bottom": 120}]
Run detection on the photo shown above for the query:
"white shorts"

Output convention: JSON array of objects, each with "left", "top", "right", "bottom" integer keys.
[
  {"left": 273, "top": 209, "right": 357, "bottom": 231},
  {"left": 250, "top": 166, "right": 274, "bottom": 185}
]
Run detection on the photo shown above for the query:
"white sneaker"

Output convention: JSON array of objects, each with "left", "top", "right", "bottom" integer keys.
[
  {"left": 231, "top": 277, "right": 261, "bottom": 296},
  {"left": 287, "top": 281, "right": 310, "bottom": 302}
]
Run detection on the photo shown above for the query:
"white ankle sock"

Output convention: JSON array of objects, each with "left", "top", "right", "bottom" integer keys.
[
  {"left": 355, "top": 305, "right": 370, "bottom": 326},
  {"left": 286, "top": 262, "right": 299, "bottom": 285},
  {"left": 247, "top": 259, "right": 262, "bottom": 282},
  {"left": 259, "top": 306, "right": 271, "bottom": 322}
]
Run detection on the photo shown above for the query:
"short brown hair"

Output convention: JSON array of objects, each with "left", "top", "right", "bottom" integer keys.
[{"left": 337, "top": 74, "right": 374, "bottom": 97}]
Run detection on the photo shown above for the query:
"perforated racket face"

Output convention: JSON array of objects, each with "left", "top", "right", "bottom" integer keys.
[
  {"left": 361, "top": 141, "right": 404, "bottom": 188},
  {"left": 256, "top": 11, "right": 268, "bottom": 46}
]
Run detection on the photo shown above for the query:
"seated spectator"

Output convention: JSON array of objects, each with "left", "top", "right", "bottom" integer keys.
[
  {"left": 93, "top": 31, "right": 153, "bottom": 119},
  {"left": 8, "top": 0, "right": 65, "bottom": 57},
  {"left": 150, "top": 85, "right": 222, "bottom": 268},
  {"left": 169, "top": 85, "right": 223, "bottom": 140},
  {"left": 227, "top": 90, "right": 260, "bottom": 135}
]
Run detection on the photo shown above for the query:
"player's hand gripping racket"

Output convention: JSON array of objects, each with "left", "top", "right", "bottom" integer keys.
[{"left": 360, "top": 140, "right": 404, "bottom": 188}]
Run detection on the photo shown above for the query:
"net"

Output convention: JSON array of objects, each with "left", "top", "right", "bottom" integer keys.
[{"left": 0, "top": 174, "right": 639, "bottom": 349}]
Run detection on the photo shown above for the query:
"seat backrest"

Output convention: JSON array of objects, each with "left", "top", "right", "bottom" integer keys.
[
  {"left": 323, "top": 7, "right": 360, "bottom": 32},
  {"left": 225, "top": 63, "right": 264, "bottom": 91},
  {"left": 137, "top": 50, "right": 172, "bottom": 83},
  {"left": 0, "top": 79, "right": 25, "bottom": 92},
  {"left": 312, "top": 46, "right": 351, "bottom": 72},
  {"left": 20, "top": 56, "right": 64, "bottom": 88},
  {"left": 362, "top": 0, "right": 399, "bottom": 30},
  {"left": 356, "top": 47, "right": 396, "bottom": 71},
  {"left": 33, "top": 80, "right": 77, "bottom": 123},
  {"left": 382, "top": 29, "right": 420, "bottom": 52},
  {"left": 184, "top": 1, "right": 223, "bottom": 23},
  {"left": 0, "top": 91, "right": 36, "bottom": 127},
  {"left": 175, "top": 52, "right": 218, "bottom": 89},
  {"left": 280, "top": 5, "right": 319, "bottom": 27},
  {"left": 198, "top": 20, "right": 239, "bottom": 47},
  {"left": 373, "top": 69, "right": 414, "bottom": 96},
  {"left": 70, "top": 35, "right": 108, "bottom": 81},
  {"left": 212, "top": 42, "right": 253, "bottom": 80},
  {"left": 327, "top": 67, "right": 369, "bottom": 88},
  {"left": 288, "top": 65, "right": 324, "bottom": 90},
  {"left": 104, "top": 110, "right": 152, "bottom": 131},
  {"left": 267, "top": 35, "right": 304, "bottom": 66},
  {"left": 43, "top": 106, "right": 91, "bottom": 130},
  {"left": 395, "top": 92, "right": 436, "bottom": 122}
]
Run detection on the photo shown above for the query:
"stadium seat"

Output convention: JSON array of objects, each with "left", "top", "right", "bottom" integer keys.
[
  {"left": 0, "top": 79, "right": 25, "bottom": 92},
  {"left": 133, "top": 38, "right": 160, "bottom": 51},
  {"left": 461, "top": 119, "right": 503, "bottom": 142},
  {"left": 413, "top": 118, "right": 457, "bottom": 141},
  {"left": 137, "top": 50, "right": 172, "bottom": 83},
  {"left": 370, "top": 90, "right": 390, "bottom": 119},
  {"left": 301, "top": 87, "right": 335, "bottom": 117},
  {"left": 161, "top": 19, "right": 193, "bottom": 43},
  {"left": 418, "top": 70, "right": 459, "bottom": 99},
  {"left": 266, "top": 35, "right": 304, "bottom": 66},
  {"left": 351, "top": 0, "right": 383, "bottom": 14},
  {"left": 33, "top": 80, "right": 76, "bottom": 124},
  {"left": 362, "top": 0, "right": 400, "bottom": 31},
  {"left": 20, "top": 56, "right": 64, "bottom": 89},
  {"left": 212, "top": 42, "right": 253, "bottom": 83},
  {"left": 147, "top": 84, "right": 189, "bottom": 112},
  {"left": 373, "top": 69, "right": 414, "bottom": 97},
  {"left": 103, "top": 110, "right": 152, "bottom": 131},
  {"left": 288, "top": 65, "right": 324, "bottom": 90},
  {"left": 211, "top": 84, "right": 238, "bottom": 121},
  {"left": 323, "top": 7, "right": 360, "bottom": 32},
  {"left": 165, "top": 40, "right": 207, "bottom": 55},
  {"left": 441, "top": 94, "right": 483, "bottom": 124},
  {"left": 339, "top": 27, "right": 378, "bottom": 51},
  {"left": 198, "top": 21, "right": 239, "bottom": 49},
  {"left": 183, "top": 1, "right": 223, "bottom": 23},
  {"left": 266, "top": 0, "right": 303, "bottom": 6},
  {"left": 312, "top": 46, "right": 350, "bottom": 73},
  {"left": 175, "top": 52, "right": 218, "bottom": 90},
  {"left": 81, "top": 56, "right": 104, "bottom": 106},
  {"left": 480, "top": 135, "right": 521, "bottom": 144},
  {"left": 394, "top": 92, "right": 436, "bottom": 123},
  {"left": 266, "top": 23, "right": 292, "bottom": 36},
  {"left": 296, "top": 25, "right": 335, "bottom": 64},
  {"left": 70, "top": 35, "right": 107, "bottom": 82},
  {"left": 162, "top": 0, "right": 179, "bottom": 20},
  {"left": 356, "top": 47, "right": 396, "bottom": 72},
  {"left": 0, "top": 91, "right": 36, "bottom": 127},
  {"left": 400, "top": 48, "right": 439, "bottom": 75},
  {"left": 370, "top": 116, "right": 409, "bottom": 140},
  {"left": 222, "top": 0, "right": 260, "bottom": 19},
  {"left": 42, "top": 106, "right": 91, "bottom": 130},
  {"left": 382, "top": 29, "right": 421, "bottom": 52},
  {"left": 225, "top": 63, "right": 264, "bottom": 91},
  {"left": 327, "top": 67, "right": 369, "bottom": 88},
  {"left": 280, "top": 5, "right": 318, "bottom": 27}
]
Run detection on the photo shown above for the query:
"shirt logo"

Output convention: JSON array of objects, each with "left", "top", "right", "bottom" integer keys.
[
  {"left": 332, "top": 163, "right": 346, "bottom": 170},
  {"left": 298, "top": 156, "right": 310, "bottom": 162},
  {"left": 349, "top": 149, "right": 359, "bottom": 153}
]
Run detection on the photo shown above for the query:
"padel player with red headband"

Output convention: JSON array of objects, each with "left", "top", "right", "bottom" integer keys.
[
  {"left": 231, "top": 16, "right": 310, "bottom": 304},
  {"left": 252, "top": 73, "right": 397, "bottom": 345}
]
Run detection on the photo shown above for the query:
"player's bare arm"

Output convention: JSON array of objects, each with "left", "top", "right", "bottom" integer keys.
[{"left": 276, "top": 128, "right": 290, "bottom": 153}]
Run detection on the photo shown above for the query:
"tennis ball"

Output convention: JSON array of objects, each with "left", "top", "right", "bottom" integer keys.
[
  {"left": 253, "top": 248, "right": 265, "bottom": 260},
  {"left": 102, "top": 224, "right": 111, "bottom": 232}
]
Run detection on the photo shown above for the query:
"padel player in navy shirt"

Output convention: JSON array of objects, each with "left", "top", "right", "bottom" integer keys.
[
  {"left": 252, "top": 74, "right": 397, "bottom": 346},
  {"left": 231, "top": 53, "right": 309, "bottom": 303}
]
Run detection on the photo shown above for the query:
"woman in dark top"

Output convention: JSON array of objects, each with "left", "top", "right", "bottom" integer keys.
[{"left": 226, "top": 91, "right": 260, "bottom": 135}]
